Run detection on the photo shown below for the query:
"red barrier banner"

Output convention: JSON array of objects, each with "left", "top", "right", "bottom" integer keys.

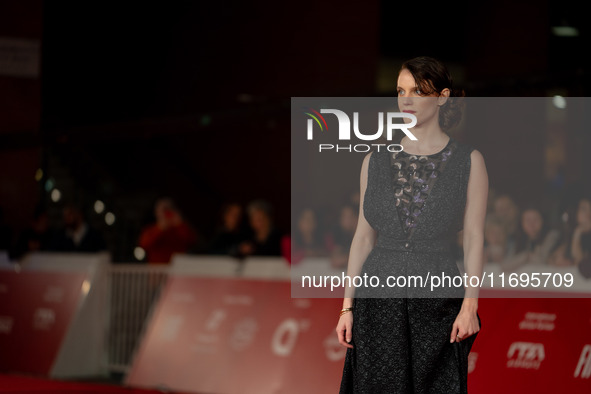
[
  {"left": 126, "top": 277, "right": 345, "bottom": 393},
  {"left": 0, "top": 270, "right": 86, "bottom": 375},
  {"left": 127, "top": 278, "right": 591, "bottom": 393},
  {"left": 470, "top": 293, "right": 591, "bottom": 393}
]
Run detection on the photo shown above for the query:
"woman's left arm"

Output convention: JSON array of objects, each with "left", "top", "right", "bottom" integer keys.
[{"left": 451, "top": 149, "right": 489, "bottom": 343}]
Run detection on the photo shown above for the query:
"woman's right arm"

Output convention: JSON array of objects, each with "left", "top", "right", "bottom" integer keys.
[{"left": 336, "top": 151, "right": 378, "bottom": 348}]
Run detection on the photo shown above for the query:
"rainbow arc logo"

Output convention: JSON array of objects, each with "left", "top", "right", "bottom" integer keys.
[{"left": 303, "top": 107, "right": 328, "bottom": 131}]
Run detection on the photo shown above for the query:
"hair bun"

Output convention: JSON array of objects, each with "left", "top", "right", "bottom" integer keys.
[{"left": 440, "top": 89, "right": 465, "bottom": 131}]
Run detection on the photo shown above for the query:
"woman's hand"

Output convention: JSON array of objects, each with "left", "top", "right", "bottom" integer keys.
[
  {"left": 336, "top": 312, "right": 354, "bottom": 349},
  {"left": 450, "top": 308, "right": 480, "bottom": 343}
]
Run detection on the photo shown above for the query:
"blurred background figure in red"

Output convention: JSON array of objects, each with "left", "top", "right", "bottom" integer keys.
[{"left": 138, "top": 197, "right": 198, "bottom": 264}]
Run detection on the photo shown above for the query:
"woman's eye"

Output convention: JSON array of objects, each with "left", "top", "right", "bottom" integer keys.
[
  {"left": 415, "top": 89, "right": 422, "bottom": 95},
  {"left": 397, "top": 90, "right": 404, "bottom": 96}
]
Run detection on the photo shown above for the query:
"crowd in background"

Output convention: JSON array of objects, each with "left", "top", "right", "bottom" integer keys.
[
  {"left": 287, "top": 188, "right": 591, "bottom": 278},
  {"left": 0, "top": 204, "right": 107, "bottom": 261},
  {"left": 0, "top": 197, "right": 287, "bottom": 264},
  {"left": 1, "top": 187, "right": 590, "bottom": 277},
  {"left": 479, "top": 192, "right": 591, "bottom": 277}
]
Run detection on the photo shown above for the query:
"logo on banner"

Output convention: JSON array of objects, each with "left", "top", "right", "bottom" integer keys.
[
  {"left": 303, "top": 108, "right": 418, "bottom": 153},
  {"left": 230, "top": 317, "right": 258, "bottom": 351},
  {"left": 193, "top": 308, "right": 227, "bottom": 354},
  {"left": 519, "top": 312, "right": 556, "bottom": 331},
  {"left": 43, "top": 286, "right": 65, "bottom": 303},
  {"left": 574, "top": 344, "right": 591, "bottom": 379},
  {"left": 33, "top": 308, "right": 55, "bottom": 330},
  {"left": 271, "top": 318, "right": 310, "bottom": 357},
  {"left": 160, "top": 315, "right": 184, "bottom": 342},
  {"left": 507, "top": 342, "right": 545, "bottom": 369}
]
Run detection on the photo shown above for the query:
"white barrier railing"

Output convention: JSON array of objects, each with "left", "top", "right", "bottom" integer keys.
[
  {"left": 104, "top": 256, "right": 290, "bottom": 373},
  {"left": 106, "top": 264, "right": 169, "bottom": 373}
]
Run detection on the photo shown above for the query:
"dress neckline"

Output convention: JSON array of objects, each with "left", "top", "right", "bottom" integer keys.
[{"left": 398, "top": 136, "right": 453, "bottom": 157}]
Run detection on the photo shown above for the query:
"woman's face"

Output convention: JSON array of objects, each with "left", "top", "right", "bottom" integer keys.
[
  {"left": 249, "top": 209, "right": 269, "bottom": 231},
  {"left": 224, "top": 204, "right": 242, "bottom": 230},
  {"left": 396, "top": 69, "right": 448, "bottom": 128},
  {"left": 522, "top": 209, "right": 543, "bottom": 239},
  {"left": 298, "top": 208, "right": 316, "bottom": 235}
]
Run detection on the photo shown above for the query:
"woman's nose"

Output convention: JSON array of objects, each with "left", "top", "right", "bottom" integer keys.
[{"left": 400, "top": 95, "right": 414, "bottom": 105}]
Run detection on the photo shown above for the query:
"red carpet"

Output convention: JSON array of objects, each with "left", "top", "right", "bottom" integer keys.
[{"left": 0, "top": 374, "right": 191, "bottom": 393}]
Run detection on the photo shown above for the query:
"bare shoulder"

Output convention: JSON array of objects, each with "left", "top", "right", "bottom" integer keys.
[
  {"left": 470, "top": 148, "right": 484, "bottom": 161},
  {"left": 467, "top": 148, "right": 488, "bottom": 188},
  {"left": 469, "top": 148, "right": 486, "bottom": 169}
]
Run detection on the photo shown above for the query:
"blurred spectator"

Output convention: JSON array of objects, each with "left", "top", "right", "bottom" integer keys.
[
  {"left": 326, "top": 204, "right": 358, "bottom": 268},
  {"left": 492, "top": 194, "right": 519, "bottom": 256},
  {"left": 0, "top": 206, "right": 11, "bottom": 252},
  {"left": 547, "top": 197, "right": 591, "bottom": 270},
  {"left": 285, "top": 208, "right": 329, "bottom": 264},
  {"left": 50, "top": 204, "right": 107, "bottom": 252},
  {"left": 208, "top": 202, "right": 247, "bottom": 257},
  {"left": 500, "top": 207, "right": 560, "bottom": 272},
  {"left": 548, "top": 225, "right": 575, "bottom": 267},
  {"left": 12, "top": 206, "right": 54, "bottom": 260},
  {"left": 483, "top": 214, "right": 508, "bottom": 263},
  {"left": 571, "top": 197, "right": 591, "bottom": 277},
  {"left": 571, "top": 197, "right": 591, "bottom": 263},
  {"left": 238, "top": 199, "right": 282, "bottom": 256},
  {"left": 139, "top": 198, "right": 198, "bottom": 264}
]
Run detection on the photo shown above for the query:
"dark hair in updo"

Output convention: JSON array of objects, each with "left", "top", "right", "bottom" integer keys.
[{"left": 400, "top": 56, "right": 465, "bottom": 131}]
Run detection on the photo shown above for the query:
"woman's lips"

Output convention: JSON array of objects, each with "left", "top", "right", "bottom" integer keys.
[{"left": 402, "top": 110, "right": 416, "bottom": 114}]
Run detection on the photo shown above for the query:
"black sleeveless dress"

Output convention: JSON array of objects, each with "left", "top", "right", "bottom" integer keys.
[{"left": 339, "top": 136, "right": 481, "bottom": 393}]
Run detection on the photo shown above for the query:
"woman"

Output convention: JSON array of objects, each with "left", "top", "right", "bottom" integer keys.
[
  {"left": 289, "top": 207, "right": 329, "bottom": 264},
  {"left": 336, "top": 56, "right": 488, "bottom": 393},
  {"left": 500, "top": 206, "right": 561, "bottom": 272}
]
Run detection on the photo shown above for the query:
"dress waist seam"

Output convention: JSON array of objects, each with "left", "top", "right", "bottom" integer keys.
[{"left": 375, "top": 235, "right": 453, "bottom": 253}]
